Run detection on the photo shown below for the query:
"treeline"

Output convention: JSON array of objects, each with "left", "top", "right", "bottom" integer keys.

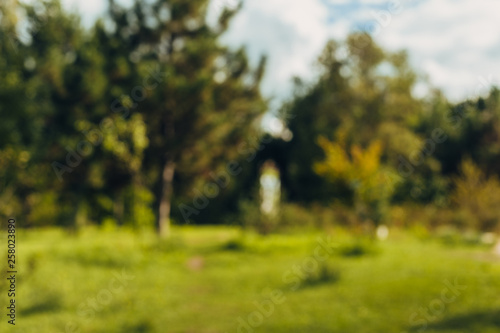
[
  {"left": 271, "top": 36, "right": 500, "bottom": 232},
  {"left": 1, "top": 0, "right": 499, "bottom": 234},
  {"left": 0, "top": 0, "right": 267, "bottom": 237}
]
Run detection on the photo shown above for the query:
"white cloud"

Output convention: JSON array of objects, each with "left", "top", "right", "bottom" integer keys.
[
  {"left": 222, "top": 0, "right": 500, "bottom": 104},
  {"left": 61, "top": 0, "right": 500, "bottom": 104},
  {"left": 372, "top": 0, "right": 500, "bottom": 101},
  {"left": 221, "top": 0, "right": 330, "bottom": 110}
]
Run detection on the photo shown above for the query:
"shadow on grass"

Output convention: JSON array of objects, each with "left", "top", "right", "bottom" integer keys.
[
  {"left": 20, "top": 294, "right": 62, "bottom": 316},
  {"left": 336, "top": 241, "right": 378, "bottom": 258},
  {"left": 409, "top": 309, "right": 500, "bottom": 331},
  {"left": 198, "top": 238, "right": 252, "bottom": 254},
  {"left": 218, "top": 238, "right": 247, "bottom": 252},
  {"left": 297, "top": 263, "right": 341, "bottom": 289}
]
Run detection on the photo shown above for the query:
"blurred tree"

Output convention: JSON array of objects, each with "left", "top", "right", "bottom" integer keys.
[
  {"left": 315, "top": 137, "right": 396, "bottom": 226},
  {"left": 0, "top": 0, "right": 92, "bottom": 226},
  {"left": 1, "top": 0, "right": 266, "bottom": 232},
  {"left": 100, "top": 0, "right": 267, "bottom": 236},
  {"left": 451, "top": 158, "right": 500, "bottom": 231},
  {"left": 277, "top": 33, "right": 439, "bottom": 204},
  {"left": 431, "top": 88, "right": 500, "bottom": 176},
  {"left": 4, "top": 0, "right": 500, "bottom": 234}
]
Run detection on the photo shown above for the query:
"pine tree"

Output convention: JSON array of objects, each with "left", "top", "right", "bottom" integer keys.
[{"left": 102, "top": 0, "right": 267, "bottom": 236}]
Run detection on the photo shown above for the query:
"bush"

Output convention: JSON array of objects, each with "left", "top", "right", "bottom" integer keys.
[
  {"left": 300, "top": 261, "right": 341, "bottom": 288},
  {"left": 314, "top": 138, "right": 397, "bottom": 227},
  {"left": 238, "top": 199, "right": 269, "bottom": 233},
  {"left": 336, "top": 239, "right": 379, "bottom": 257},
  {"left": 433, "top": 226, "right": 489, "bottom": 247},
  {"left": 239, "top": 200, "right": 343, "bottom": 234},
  {"left": 451, "top": 158, "right": 500, "bottom": 231},
  {"left": 219, "top": 238, "right": 247, "bottom": 252},
  {"left": 278, "top": 203, "right": 318, "bottom": 231}
]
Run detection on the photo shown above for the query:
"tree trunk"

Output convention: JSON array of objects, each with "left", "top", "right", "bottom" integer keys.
[{"left": 157, "top": 159, "right": 175, "bottom": 238}]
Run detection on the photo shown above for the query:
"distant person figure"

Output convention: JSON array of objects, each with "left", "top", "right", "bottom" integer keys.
[{"left": 259, "top": 160, "right": 281, "bottom": 220}]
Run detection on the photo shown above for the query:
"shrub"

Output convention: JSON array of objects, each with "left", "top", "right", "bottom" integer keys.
[
  {"left": 238, "top": 199, "right": 268, "bottom": 233},
  {"left": 239, "top": 200, "right": 328, "bottom": 234},
  {"left": 451, "top": 158, "right": 500, "bottom": 231},
  {"left": 300, "top": 261, "right": 341, "bottom": 288},
  {"left": 315, "top": 137, "right": 397, "bottom": 227},
  {"left": 336, "top": 239, "right": 378, "bottom": 257},
  {"left": 219, "top": 238, "right": 247, "bottom": 252}
]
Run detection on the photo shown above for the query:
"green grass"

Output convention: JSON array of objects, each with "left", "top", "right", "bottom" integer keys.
[{"left": 1, "top": 226, "right": 500, "bottom": 332}]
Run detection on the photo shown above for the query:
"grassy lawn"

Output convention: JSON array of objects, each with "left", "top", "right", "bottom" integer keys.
[{"left": 2, "top": 226, "right": 500, "bottom": 333}]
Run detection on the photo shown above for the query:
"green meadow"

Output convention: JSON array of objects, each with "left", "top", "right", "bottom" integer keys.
[{"left": 3, "top": 226, "right": 500, "bottom": 333}]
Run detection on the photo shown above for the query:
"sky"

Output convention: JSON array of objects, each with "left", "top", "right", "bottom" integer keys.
[{"left": 62, "top": 0, "right": 500, "bottom": 109}]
